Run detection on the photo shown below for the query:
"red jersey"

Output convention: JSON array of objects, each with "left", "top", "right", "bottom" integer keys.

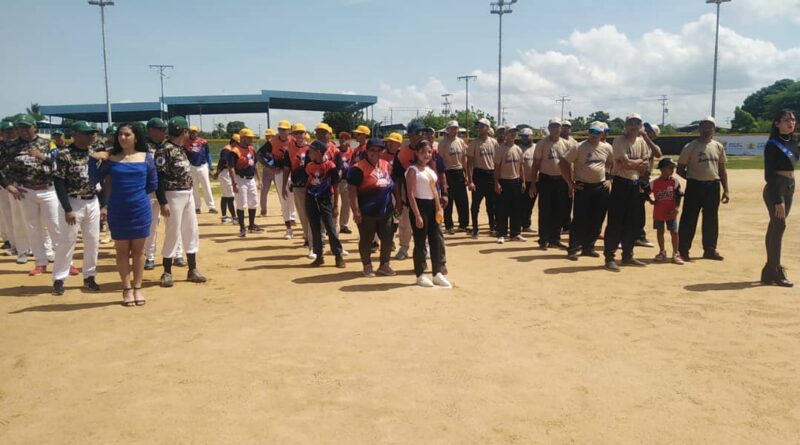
[
  {"left": 268, "top": 135, "right": 293, "bottom": 163},
  {"left": 305, "top": 160, "right": 338, "bottom": 197},
  {"left": 285, "top": 141, "right": 310, "bottom": 186},
  {"left": 651, "top": 177, "right": 683, "bottom": 221},
  {"left": 335, "top": 146, "right": 355, "bottom": 172},
  {"left": 353, "top": 142, "right": 367, "bottom": 162}
]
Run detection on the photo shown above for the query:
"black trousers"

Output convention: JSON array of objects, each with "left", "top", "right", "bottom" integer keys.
[
  {"left": 471, "top": 169, "right": 495, "bottom": 232},
  {"left": 603, "top": 177, "right": 642, "bottom": 261},
  {"left": 562, "top": 195, "right": 573, "bottom": 232},
  {"left": 445, "top": 169, "right": 469, "bottom": 230},
  {"left": 569, "top": 182, "right": 610, "bottom": 254},
  {"left": 306, "top": 194, "right": 343, "bottom": 257},
  {"left": 764, "top": 176, "right": 794, "bottom": 269},
  {"left": 638, "top": 193, "right": 649, "bottom": 240},
  {"left": 495, "top": 178, "right": 523, "bottom": 238},
  {"left": 410, "top": 198, "right": 445, "bottom": 277},
  {"left": 357, "top": 213, "right": 393, "bottom": 267},
  {"left": 679, "top": 179, "right": 720, "bottom": 256},
  {"left": 521, "top": 181, "right": 536, "bottom": 229},
  {"left": 537, "top": 174, "right": 568, "bottom": 246}
]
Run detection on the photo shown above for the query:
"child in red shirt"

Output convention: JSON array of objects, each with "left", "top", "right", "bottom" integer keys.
[
  {"left": 650, "top": 158, "right": 685, "bottom": 264},
  {"left": 306, "top": 140, "right": 345, "bottom": 268}
]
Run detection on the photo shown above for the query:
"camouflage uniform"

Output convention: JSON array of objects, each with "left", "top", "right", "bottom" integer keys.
[
  {"left": 52, "top": 144, "right": 101, "bottom": 283},
  {"left": 155, "top": 141, "right": 193, "bottom": 191},
  {"left": 5, "top": 136, "right": 53, "bottom": 187}
]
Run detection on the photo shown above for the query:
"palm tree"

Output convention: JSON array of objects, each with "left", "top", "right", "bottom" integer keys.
[{"left": 26, "top": 103, "right": 45, "bottom": 121}]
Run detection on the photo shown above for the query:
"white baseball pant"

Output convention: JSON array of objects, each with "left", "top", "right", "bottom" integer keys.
[
  {"left": 190, "top": 163, "right": 216, "bottom": 212},
  {"left": 146, "top": 193, "right": 183, "bottom": 261},
  {"left": 0, "top": 188, "right": 14, "bottom": 244},
  {"left": 337, "top": 182, "right": 351, "bottom": 228},
  {"left": 235, "top": 176, "right": 258, "bottom": 210},
  {"left": 20, "top": 186, "right": 61, "bottom": 267},
  {"left": 53, "top": 197, "right": 99, "bottom": 281},
  {"left": 163, "top": 190, "right": 199, "bottom": 259},
  {"left": 218, "top": 169, "right": 234, "bottom": 198},
  {"left": 9, "top": 195, "right": 30, "bottom": 254}
]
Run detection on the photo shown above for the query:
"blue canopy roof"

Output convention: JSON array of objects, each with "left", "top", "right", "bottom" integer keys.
[{"left": 40, "top": 90, "right": 377, "bottom": 123}]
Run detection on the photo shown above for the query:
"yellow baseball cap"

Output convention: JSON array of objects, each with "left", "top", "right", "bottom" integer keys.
[
  {"left": 239, "top": 128, "right": 257, "bottom": 138},
  {"left": 353, "top": 125, "right": 371, "bottom": 136},
  {"left": 231, "top": 134, "right": 241, "bottom": 143},
  {"left": 291, "top": 123, "right": 306, "bottom": 133},
  {"left": 189, "top": 125, "right": 199, "bottom": 132},
  {"left": 314, "top": 123, "right": 333, "bottom": 134},
  {"left": 265, "top": 128, "right": 276, "bottom": 137},
  {"left": 382, "top": 132, "right": 403, "bottom": 144},
  {"left": 277, "top": 120, "right": 292, "bottom": 130},
  {"left": 303, "top": 133, "right": 311, "bottom": 142}
]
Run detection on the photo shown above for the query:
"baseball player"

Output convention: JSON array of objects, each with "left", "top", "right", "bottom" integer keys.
[
  {"left": 154, "top": 116, "right": 207, "bottom": 286},
  {"left": 214, "top": 134, "right": 239, "bottom": 224},
  {"left": 51, "top": 121, "right": 103, "bottom": 295},
  {"left": 229, "top": 128, "right": 263, "bottom": 237},
  {"left": 258, "top": 120, "right": 296, "bottom": 238},
  {"left": 184, "top": 125, "right": 217, "bottom": 214}
]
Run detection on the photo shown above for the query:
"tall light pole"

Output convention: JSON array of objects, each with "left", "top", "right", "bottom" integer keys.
[
  {"left": 490, "top": 0, "right": 516, "bottom": 125},
  {"left": 457, "top": 74, "right": 477, "bottom": 122},
  {"left": 88, "top": 0, "right": 114, "bottom": 126},
  {"left": 149, "top": 64, "right": 174, "bottom": 120},
  {"left": 707, "top": 0, "right": 731, "bottom": 118}
]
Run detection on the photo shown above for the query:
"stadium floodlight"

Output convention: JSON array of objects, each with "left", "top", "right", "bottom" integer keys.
[
  {"left": 88, "top": 0, "right": 115, "bottom": 126},
  {"left": 490, "top": 0, "right": 517, "bottom": 125},
  {"left": 707, "top": 0, "right": 731, "bottom": 118}
]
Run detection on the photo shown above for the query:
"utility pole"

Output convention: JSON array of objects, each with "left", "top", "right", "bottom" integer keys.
[
  {"left": 707, "top": 0, "right": 732, "bottom": 118},
  {"left": 556, "top": 96, "right": 571, "bottom": 121},
  {"left": 149, "top": 64, "right": 174, "bottom": 120},
  {"left": 457, "top": 74, "right": 477, "bottom": 122},
  {"left": 490, "top": 0, "right": 517, "bottom": 125},
  {"left": 657, "top": 95, "right": 669, "bottom": 127},
  {"left": 441, "top": 94, "right": 452, "bottom": 116},
  {"left": 88, "top": 0, "right": 115, "bottom": 126}
]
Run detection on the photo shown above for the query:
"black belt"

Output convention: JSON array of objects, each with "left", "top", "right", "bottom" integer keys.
[
  {"left": 69, "top": 194, "right": 96, "bottom": 200},
  {"left": 613, "top": 176, "right": 639, "bottom": 186},
  {"left": 687, "top": 178, "right": 720, "bottom": 184},
  {"left": 237, "top": 175, "right": 254, "bottom": 180},
  {"left": 539, "top": 174, "right": 563, "bottom": 180},
  {"left": 21, "top": 183, "right": 52, "bottom": 190},
  {"left": 576, "top": 181, "right": 604, "bottom": 187}
]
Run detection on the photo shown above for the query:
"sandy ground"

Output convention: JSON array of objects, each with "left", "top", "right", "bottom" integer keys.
[{"left": 0, "top": 169, "right": 798, "bottom": 444}]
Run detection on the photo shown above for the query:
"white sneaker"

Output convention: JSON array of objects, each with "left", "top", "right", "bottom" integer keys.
[
  {"left": 496, "top": 237, "right": 505, "bottom": 244},
  {"left": 284, "top": 229, "right": 293, "bottom": 240},
  {"left": 432, "top": 273, "right": 452, "bottom": 288},
  {"left": 512, "top": 234, "right": 527, "bottom": 242},
  {"left": 46, "top": 252, "right": 55, "bottom": 263},
  {"left": 416, "top": 275, "right": 434, "bottom": 288},
  {"left": 307, "top": 249, "right": 317, "bottom": 260},
  {"left": 16, "top": 253, "right": 28, "bottom": 264},
  {"left": 341, "top": 249, "right": 349, "bottom": 256}
]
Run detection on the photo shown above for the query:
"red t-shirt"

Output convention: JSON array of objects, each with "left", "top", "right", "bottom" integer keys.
[
  {"left": 651, "top": 177, "right": 682, "bottom": 221},
  {"left": 305, "top": 160, "right": 338, "bottom": 197}
]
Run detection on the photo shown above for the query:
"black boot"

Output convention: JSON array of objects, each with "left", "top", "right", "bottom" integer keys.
[
  {"left": 775, "top": 266, "right": 794, "bottom": 288},
  {"left": 761, "top": 264, "right": 775, "bottom": 285}
]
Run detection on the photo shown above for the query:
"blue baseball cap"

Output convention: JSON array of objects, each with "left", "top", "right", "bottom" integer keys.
[
  {"left": 367, "top": 137, "right": 385, "bottom": 149},
  {"left": 407, "top": 122, "right": 424, "bottom": 134}
]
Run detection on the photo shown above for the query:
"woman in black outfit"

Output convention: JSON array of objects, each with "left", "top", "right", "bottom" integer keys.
[{"left": 761, "top": 109, "right": 797, "bottom": 287}]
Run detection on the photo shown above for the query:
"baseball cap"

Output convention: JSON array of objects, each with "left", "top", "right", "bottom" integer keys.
[
  {"left": 353, "top": 125, "right": 371, "bottom": 136},
  {"left": 0, "top": 120, "right": 15, "bottom": 131},
  {"left": 314, "top": 123, "right": 333, "bottom": 134},
  {"left": 699, "top": 116, "right": 716, "bottom": 125},
  {"left": 71, "top": 121, "right": 98, "bottom": 133},
  {"left": 291, "top": 123, "right": 307, "bottom": 133},
  {"left": 475, "top": 118, "right": 491, "bottom": 127},
  {"left": 562, "top": 120, "right": 572, "bottom": 128},
  {"left": 52, "top": 129, "right": 65, "bottom": 136},
  {"left": 310, "top": 140, "right": 328, "bottom": 153},
  {"left": 421, "top": 126, "right": 436, "bottom": 133},
  {"left": 367, "top": 137, "right": 385, "bottom": 149},
  {"left": 277, "top": 120, "right": 292, "bottom": 130},
  {"left": 497, "top": 125, "right": 507, "bottom": 131},
  {"left": 265, "top": 128, "right": 276, "bottom": 137},
  {"left": 657, "top": 158, "right": 676, "bottom": 169},
  {"left": 189, "top": 125, "right": 199, "bottom": 133},
  {"left": 519, "top": 128, "right": 534, "bottom": 137},
  {"left": 338, "top": 131, "right": 351, "bottom": 139},
  {"left": 168, "top": 116, "right": 189, "bottom": 131},
  {"left": 146, "top": 117, "right": 167, "bottom": 129},
  {"left": 231, "top": 134, "right": 241, "bottom": 143},
  {"left": 625, "top": 113, "right": 643, "bottom": 123},
  {"left": 15, "top": 114, "right": 36, "bottom": 127},
  {"left": 383, "top": 132, "right": 403, "bottom": 144},
  {"left": 588, "top": 121, "right": 605, "bottom": 134},
  {"left": 446, "top": 120, "right": 459, "bottom": 129},
  {"left": 548, "top": 117, "right": 562, "bottom": 126},
  {"left": 105, "top": 124, "right": 118, "bottom": 135},
  {"left": 239, "top": 128, "right": 257, "bottom": 138},
  {"left": 504, "top": 124, "right": 518, "bottom": 132},
  {"left": 407, "top": 122, "right": 424, "bottom": 134},
  {"left": 644, "top": 122, "right": 661, "bottom": 136}
]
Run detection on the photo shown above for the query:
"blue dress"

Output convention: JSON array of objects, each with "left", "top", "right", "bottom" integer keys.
[{"left": 91, "top": 153, "right": 158, "bottom": 240}]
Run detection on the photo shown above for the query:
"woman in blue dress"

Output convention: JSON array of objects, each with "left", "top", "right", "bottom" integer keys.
[{"left": 92, "top": 123, "right": 165, "bottom": 306}]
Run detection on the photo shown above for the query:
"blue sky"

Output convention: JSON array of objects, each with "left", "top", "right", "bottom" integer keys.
[{"left": 1, "top": 0, "right": 798, "bottom": 130}]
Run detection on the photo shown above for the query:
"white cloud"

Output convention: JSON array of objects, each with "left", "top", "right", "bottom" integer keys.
[
  {"left": 374, "top": 14, "right": 800, "bottom": 128},
  {"left": 732, "top": 0, "right": 800, "bottom": 24}
]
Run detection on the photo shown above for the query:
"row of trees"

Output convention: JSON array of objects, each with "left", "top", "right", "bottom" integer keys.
[{"left": 731, "top": 78, "right": 800, "bottom": 133}]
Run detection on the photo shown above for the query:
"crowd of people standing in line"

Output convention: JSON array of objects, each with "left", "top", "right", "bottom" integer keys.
[{"left": 0, "top": 108, "right": 796, "bottom": 305}]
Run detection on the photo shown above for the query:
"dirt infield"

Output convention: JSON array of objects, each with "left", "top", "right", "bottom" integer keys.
[{"left": 0, "top": 169, "right": 798, "bottom": 444}]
